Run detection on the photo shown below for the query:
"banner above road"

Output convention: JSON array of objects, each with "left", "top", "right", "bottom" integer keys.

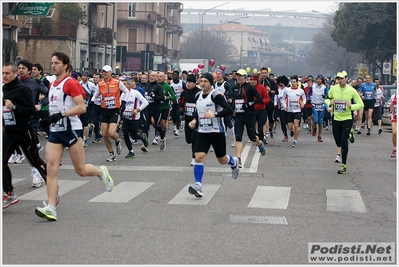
[{"left": 11, "top": 3, "right": 55, "bottom": 16}]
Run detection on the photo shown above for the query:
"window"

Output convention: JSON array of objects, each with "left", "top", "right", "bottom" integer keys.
[
  {"left": 128, "top": 2, "right": 136, "bottom": 18},
  {"left": 128, "top": 28, "right": 137, "bottom": 51}
]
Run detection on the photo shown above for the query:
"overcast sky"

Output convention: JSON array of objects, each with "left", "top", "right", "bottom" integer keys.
[{"left": 179, "top": 1, "right": 339, "bottom": 14}]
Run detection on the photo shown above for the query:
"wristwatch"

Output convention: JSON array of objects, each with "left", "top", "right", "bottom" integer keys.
[
  {"left": 61, "top": 110, "right": 66, "bottom": 117},
  {"left": 214, "top": 112, "right": 218, "bottom": 117},
  {"left": 12, "top": 105, "right": 16, "bottom": 110}
]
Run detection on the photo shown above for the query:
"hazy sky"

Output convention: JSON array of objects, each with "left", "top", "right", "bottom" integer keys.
[{"left": 179, "top": 1, "right": 339, "bottom": 14}]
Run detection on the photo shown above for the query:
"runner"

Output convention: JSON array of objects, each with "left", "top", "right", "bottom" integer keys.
[
  {"left": 308, "top": 75, "right": 329, "bottom": 142},
  {"left": 325, "top": 72, "right": 364, "bottom": 174},
  {"left": 187, "top": 73, "right": 239, "bottom": 198},
  {"left": 35, "top": 52, "right": 114, "bottom": 221}
]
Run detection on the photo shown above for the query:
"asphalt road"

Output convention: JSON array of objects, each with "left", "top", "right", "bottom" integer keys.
[{"left": 2, "top": 123, "right": 397, "bottom": 265}]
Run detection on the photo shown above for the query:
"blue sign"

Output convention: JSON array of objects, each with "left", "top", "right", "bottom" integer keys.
[
  {"left": 251, "top": 52, "right": 259, "bottom": 58},
  {"left": 300, "top": 53, "right": 307, "bottom": 59}
]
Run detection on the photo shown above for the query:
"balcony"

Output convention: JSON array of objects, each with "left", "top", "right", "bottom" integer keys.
[
  {"left": 117, "top": 10, "right": 162, "bottom": 24},
  {"left": 90, "top": 27, "right": 116, "bottom": 45},
  {"left": 18, "top": 22, "right": 77, "bottom": 39}
]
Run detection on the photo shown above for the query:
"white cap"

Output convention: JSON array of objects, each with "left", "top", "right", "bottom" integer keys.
[{"left": 102, "top": 65, "right": 112, "bottom": 72}]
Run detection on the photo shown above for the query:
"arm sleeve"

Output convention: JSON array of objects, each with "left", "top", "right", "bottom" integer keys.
[
  {"left": 137, "top": 91, "right": 149, "bottom": 111},
  {"left": 168, "top": 86, "right": 176, "bottom": 101},
  {"left": 64, "top": 79, "right": 83, "bottom": 98}
]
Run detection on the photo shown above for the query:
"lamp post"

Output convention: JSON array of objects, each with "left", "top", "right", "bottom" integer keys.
[{"left": 200, "top": 2, "right": 230, "bottom": 59}]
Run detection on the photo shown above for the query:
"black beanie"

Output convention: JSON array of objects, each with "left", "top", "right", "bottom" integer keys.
[
  {"left": 201, "top": 73, "right": 214, "bottom": 85},
  {"left": 187, "top": 74, "right": 197, "bottom": 83}
]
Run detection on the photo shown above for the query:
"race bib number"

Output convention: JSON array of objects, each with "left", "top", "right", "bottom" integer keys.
[
  {"left": 289, "top": 100, "right": 299, "bottom": 109},
  {"left": 104, "top": 96, "right": 116, "bottom": 109},
  {"left": 235, "top": 99, "right": 245, "bottom": 113},
  {"left": 123, "top": 109, "right": 133, "bottom": 120},
  {"left": 2, "top": 106, "right": 16, "bottom": 126},
  {"left": 365, "top": 92, "right": 372, "bottom": 99},
  {"left": 198, "top": 116, "right": 213, "bottom": 131},
  {"left": 314, "top": 103, "right": 324, "bottom": 111},
  {"left": 50, "top": 117, "right": 67, "bottom": 132},
  {"left": 145, "top": 92, "right": 154, "bottom": 103},
  {"left": 335, "top": 100, "right": 346, "bottom": 113},
  {"left": 185, "top": 103, "right": 196, "bottom": 117}
]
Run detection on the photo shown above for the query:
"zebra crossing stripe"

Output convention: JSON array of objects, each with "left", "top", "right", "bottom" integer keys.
[
  {"left": 248, "top": 186, "right": 291, "bottom": 209},
  {"left": 89, "top": 182, "right": 154, "bottom": 203},
  {"left": 19, "top": 180, "right": 89, "bottom": 201},
  {"left": 248, "top": 145, "right": 261, "bottom": 172},
  {"left": 168, "top": 184, "right": 221, "bottom": 205},
  {"left": 326, "top": 189, "right": 366, "bottom": 213}
]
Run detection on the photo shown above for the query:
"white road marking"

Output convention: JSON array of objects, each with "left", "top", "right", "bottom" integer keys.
[
  {"left": 326, "top": 189, "right": 366, "bottom": 213},
  {"left": 168, "top": 184, "right": 221, "bottom": 205},
  {"left": 248, "top": 186, "right": 291, "bottom": 209},
  {"left": 89, "top": 181, "right": 154, "bottom": 203}
]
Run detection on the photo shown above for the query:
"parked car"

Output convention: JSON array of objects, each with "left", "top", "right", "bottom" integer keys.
[
  {"left": 381, "top": 85, "right": 396, "bottom": 106},
  {"left": 381, "top": 100, "right": 391, "bottom": 126}
]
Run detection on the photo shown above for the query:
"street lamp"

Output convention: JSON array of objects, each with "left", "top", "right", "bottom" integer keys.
[{"left": 200, "top": 2, "right": 230, "bottom": 59}]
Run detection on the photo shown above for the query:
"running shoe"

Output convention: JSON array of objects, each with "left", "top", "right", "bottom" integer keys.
[
  {"left": 231, "top": 138, "right": 236, "bottom": 147},
  {"left": 2, "top": 193, "right": 19, "bottom": 209},
  {"left": 35, "top": 201, "right": 57, "bottom": 221},
  {"left": 237, "top": 157, "right": 242, "bottom": 168},
  {"left": 142, "top": 133, "right": 149, "bottom": 148},
  {"left": 92, "top": 138, "right": 101, "bottom": 144},
  {"left": 258, "top": 141, "right": 266, "bottom": 156},
  {"left": 37, "top": 144, "right": 44, "bottom": 152},
  {"left": 190, "top": 158, "right": 195, "bottom": 166},
  {"left": 307, "top": 129, "right": 311, "bottom": 134},
  {"left": 303, "top": 123, "right": 308, "bottom": 129},
  {"left": 378, "top": 128, "right": 382, "bottom": 134},
  {"left": 292, "top": 140, "right": 297, "bottom": 147},
  {"left": 15, "top": 154, "right": 25, "bottom": 164},
  {"left": 335, "top": 154, "right": 341, "bottom": 163},
  {"left": 231, "top": 157, "right": 240, "bottom": 179},
  {"left": 140, "top": 145, "right": 148, "bottom": 152},
  {"left": 115, "top": 139, "right": 123, "bottom": 155},
  {"left": 325, "top": 126, "right": 329, "bottom": 131},
  {"left": 282, "top": 136, "right": 288, "bottom": 142},
  {"left": 152, "top": 138, "right": 158, "bottom": 145},
  {"left": 290, "top": 130, "right": 294, "bottom": 137},
  {"left": 83, "top": 140, "right": 88, "bottom": 147},
  {"left": 99, "top": 165, "right": 114, "bottom": 192},
  {"left": 88, "top": 123, "right": 94, "bottom": 137},
  {"left": 160, "top": 138, "right": 166, "bottom": 150},
  {"left": 263, "top": 136, "right": 268, "bottom": 145},
  {"left": 311, "top": 127, "right": 317, "bottom": 136},
  {"left": 270, "top": 131, "right": 274, "bottom": 139},
  {"left": 174, "top": 130, "right": 179, "bottom": 136},
  {"left": 349, "top": 129, "right": 355, "bottom": 143},
  {"left": 188, "top": 184, "right": 203, "bottom": 198},
  {"left": 8, "top": 153, "right": 17, "bottom": 164},
  {"left": 357, "top": 130, "right": 361, "bottom": 135},
  {"left": 366, "top": 128, "right": 371, "bottom": 136},
  {"left": 337, "top": 164, "right": 347, "bottom": 174},
  {"left": 106, "top": 153, "right": 116, "bottom": 162},
  {"left": 179, "top": 123, "right": 184, "bottom": 132},
  {"left": 31, "top": 168, "right": 45, "bottom": 188},
  {"left": 125, "top": 151, "right": 135, "bottom": 158},
  {"left": 391, "top": 149, "right": 397, "bottom": 158},
  {"left": 317, "top": 136, "right": 323, "bottom": 142}
]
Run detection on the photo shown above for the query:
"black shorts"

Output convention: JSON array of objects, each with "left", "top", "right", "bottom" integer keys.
[
  {"left": 286, "top": 112, "right": 302, "bottom": 123},
  {"left": 101, "top": 108, "right": 119, "bottom": 124},
  {"left": 194, "top": 132, "right": 226, "bottom": 158},
  {"left": 160, "top": 108, "right": 170, "bottom": 120},
  {"left": 48, "top": 129, "right": 83, "bottom": 147},
  {"left": 363, "top": 99, "right": 376, "bottom": 111},
  {"left": 306, "top": 107, "right": 313, "bottom": 117}
]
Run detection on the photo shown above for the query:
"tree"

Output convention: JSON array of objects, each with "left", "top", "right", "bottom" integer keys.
[
  {"left": 308, "top": 19, "right": 362, "bottom": 78},
  {"left": 331, "top": 2, "right": 396, "bottom": 81},
  {"left": 180, "top": 30, "right": 238, "bottom": 65}
]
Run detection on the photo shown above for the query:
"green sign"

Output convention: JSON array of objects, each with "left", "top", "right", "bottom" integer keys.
[{"left": 11, "top": 3, "right": 55, "bottom": 16}]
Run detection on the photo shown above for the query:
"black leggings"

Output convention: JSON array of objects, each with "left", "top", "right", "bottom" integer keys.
[
  {"left": 184, "top": 116, "right": 197, "bottom": 158},
  {"left": 3, "top": 128, "right": 47, "bottom": 192},
  {"left": 332, "top": 119, "right": 352, "bottom": 165},
  {"left": 255, "top": 109, "right": 266, "bottom": 141},
  {"left": 143, "top": 108, "right": 165, "bottom": 140},
  {"left": 122, "top": 119, "right": 145, "bottom": 152}
]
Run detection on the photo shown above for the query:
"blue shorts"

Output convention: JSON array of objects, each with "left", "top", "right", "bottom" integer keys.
[
  {"left": 312, "top": 106, "right": 325, "bottom": 125},
  {"left": 48, "top": 129, "right": 83, "bottom": 147}
]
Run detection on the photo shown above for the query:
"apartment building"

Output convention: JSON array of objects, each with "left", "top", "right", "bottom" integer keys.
[{"left": 2, "top": 2, "right": 183, "bottom": 74}]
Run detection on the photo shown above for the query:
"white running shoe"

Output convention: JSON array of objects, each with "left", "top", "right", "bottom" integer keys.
[
  {"left": 8, "top": 154, "right": 17, "bottom": 164},
  {"left": 190, "top": 158, "right": 195, "bottom": 166},
  {"left": 31, "top": 168, "right": 45, "bottom": 188},
  {"left": 179, "top": 123, "right": 184, "bottom": 132},
  {"left": 231, "top": 138, "right": 236, "bottom": 147},
  {"left": 15, "top": 154, "right": 25, "bottom": 164},
  {"left": 335, "top": 154, "right": 341, "bottom": 163}
]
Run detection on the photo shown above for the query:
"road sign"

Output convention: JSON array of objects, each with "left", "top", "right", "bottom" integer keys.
[
  {"left": 300, "top": 53, "right": 306, "bottom": 59},
  {"left": 383, "top": 62, "right": 391, "bottom": 75},
  {"left": 11, "top": 3, "right": 55, "bottom": 16},
  {"left": 358, "top": 67, "right": 368, "bottom": 77},
  {"left": 251, "top": 52, "right": 259, "bottom": 58}
]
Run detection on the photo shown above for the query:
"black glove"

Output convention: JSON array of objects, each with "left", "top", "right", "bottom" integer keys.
[
  {"left": 120, "top": 101, "right": 126, "bottom": 113},
  {"left": 48, "top": 112, "right": 64, "bottom": 123},
  {"left": 150, "top": 92, "right": 156, "bottom": 98}
]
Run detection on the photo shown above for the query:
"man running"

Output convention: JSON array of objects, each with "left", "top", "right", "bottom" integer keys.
[
  {"left": 187, "top": 73, "right": 239, "bottom": 198},
  {"left": 35, "top": 52, "right": 114, "bottom": 221}
]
